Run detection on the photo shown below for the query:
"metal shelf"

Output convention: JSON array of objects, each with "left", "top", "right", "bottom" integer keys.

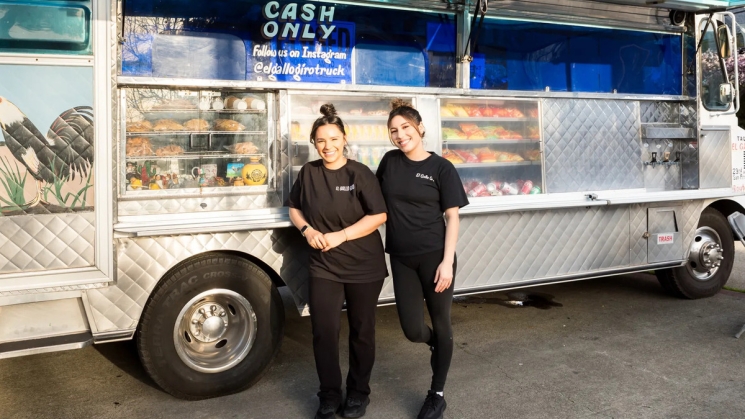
[
  {"left": 443, "top": 139, "right": 540, "bottom": 144},
  {"left": 292, "top": 115, "right": 389, "bottom": 122},
  {"left": 144, "top": 108, "right": 267, "bottom": 114},
  {"left": 441, "top": 117, "right": 536, "bottom": 122},
  {"left": 453, "top": 161, "right": 540, "bottom": 168},
  {"left": 125, "top": 153, "right": 265, "bottom": 161},
  {"left": 127, "top": 131, "right": 267, "bottom": 136}
]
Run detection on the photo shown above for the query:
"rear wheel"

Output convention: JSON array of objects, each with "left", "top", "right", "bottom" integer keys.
[
  {"left": 655, "top": 208, "right": 734, "bottom": 299},
  {"left": 137, "top": 253, "right": 284, "bottom": 400}
]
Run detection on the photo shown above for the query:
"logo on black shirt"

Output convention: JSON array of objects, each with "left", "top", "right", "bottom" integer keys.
[
  {"left": 336, "top": 184, "right": 356, "bottom": 192},
  {"left": 416, "top": 173, "right": 434, "bottom": 182}
]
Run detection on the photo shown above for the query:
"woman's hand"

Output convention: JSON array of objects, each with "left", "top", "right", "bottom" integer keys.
[
  {"left": 305, "top": 228, "right": 327, "bottom": 250},
  {"left": 322, "top": 231, "right": 346, "bottom": 252},
  {"left": 434, "top": 260, "right": 454, "bottom": 293}
]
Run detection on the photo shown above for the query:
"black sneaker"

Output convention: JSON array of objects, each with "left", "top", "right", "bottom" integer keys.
[
  {"left": 314, "top": 400, "right": 339, "bottom": 419},
  {"left": 417, "top": 390, "right": 446, "bottom": 419},
  {"left": 341, "top": 396, "right": 370, "bottom": 418}
]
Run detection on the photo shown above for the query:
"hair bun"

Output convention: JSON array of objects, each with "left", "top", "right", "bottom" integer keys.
[
  {"left": 390, "top": 98, "right": 412, "bottom": 111},
  {"left": 319, "top": 103, "right": 337, "bottom": 117}
]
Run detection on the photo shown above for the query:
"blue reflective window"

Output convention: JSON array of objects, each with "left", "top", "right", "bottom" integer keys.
[
  {"left": 121, "top": 0, "right": 456, "bottom": 87},
  {"left": 0, "top": 0, "right": 91, "bottom": 54},
  {"left": 471, "top": 19, "right": 682, "bottom": 95}
]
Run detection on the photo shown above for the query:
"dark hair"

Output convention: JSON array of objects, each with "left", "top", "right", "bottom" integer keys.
[
  {"left": 387, "top": 99, "right": 424, "bottom": 143},
  {"left": 310, "top": 103, "right": 346, "bottom": 144}
]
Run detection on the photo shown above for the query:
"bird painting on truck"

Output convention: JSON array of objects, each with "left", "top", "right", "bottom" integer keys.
[{"left": 0, "top": 96, "right": 94, "bottom": 211}]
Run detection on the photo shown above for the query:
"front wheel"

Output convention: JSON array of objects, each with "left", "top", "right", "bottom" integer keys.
[
  {"left": 655, "top": 208, "right": 734, "bottom": 299},
  {"left": 137, "top": 253, "right": 284, "bottom": 400}
]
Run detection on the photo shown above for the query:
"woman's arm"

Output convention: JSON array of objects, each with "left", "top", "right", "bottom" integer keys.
[
  {"left": 322, "top": 212, "right": 387, "bottom": 252},
  {"left": 434, "top": 207, "right": 460, "bottom": 292},
  {"left": 289, "top": 207, "right": 327, "bottom": 250}
]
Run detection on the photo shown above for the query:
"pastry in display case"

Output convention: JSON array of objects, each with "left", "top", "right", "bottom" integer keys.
[
  {"left": 289, "top": 94, "right": 402, "bottom": 172},
  {"left": 440, "top": 98, "right": 543, "bottom": 197},
  {"left": 121, "top": 88, "right": 272, "bottom": 195}
]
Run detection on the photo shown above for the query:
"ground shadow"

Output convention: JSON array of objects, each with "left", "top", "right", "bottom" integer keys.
[{"left": 94, "top": 339, "right": 160, "bottom": 391}]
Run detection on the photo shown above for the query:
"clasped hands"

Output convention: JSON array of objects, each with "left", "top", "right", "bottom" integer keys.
[{"left": 305, "top": 228, "right": 346, "bottom": 252}]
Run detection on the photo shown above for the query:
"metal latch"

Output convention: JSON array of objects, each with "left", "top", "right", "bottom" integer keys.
[{"left": 585, "top": 193, "right": 598, "bottom": 201}]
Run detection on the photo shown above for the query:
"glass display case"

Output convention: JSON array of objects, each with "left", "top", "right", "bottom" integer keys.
[
  {"left": 121, "top": 88, "right": 275, "bottom": 197},
  {"left": 289, "top": 94, "right": 404, "bottom": 174},
  {"left": 439, "top": 98, "right": 543, "bottom": 197}
]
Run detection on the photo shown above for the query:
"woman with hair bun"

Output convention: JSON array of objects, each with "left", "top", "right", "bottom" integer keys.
[
  {"left": 288, "top": 103, "right": 388, "bottom": 419},
  {"left": 376, "top": 99, "right": 469, "bottom": 419}
]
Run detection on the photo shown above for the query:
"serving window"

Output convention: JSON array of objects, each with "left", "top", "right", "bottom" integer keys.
[
  {"left": 439, "top": 98, "right": 543, "bottom": 198},
  {"left": 288, "top": 94, "right": 404, "bottom": 176},
  {"left": 120, "top": 87, "right": 280, "bottom": 206},
  {"left": 469, "top": 17, "right": 682, "bottom": 95}
]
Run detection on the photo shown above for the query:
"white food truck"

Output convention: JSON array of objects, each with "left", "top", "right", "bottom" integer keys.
[{"left": 1, "top": 0, "right": 745, "bottom": 399}]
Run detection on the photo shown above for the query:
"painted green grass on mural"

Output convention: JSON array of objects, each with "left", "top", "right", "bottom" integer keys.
[
  {"left": 0, "top": 156, "right": 27, "bottom": 210},
  {"left": 41, "top": 159, "right": 93, "bottom": 209}
]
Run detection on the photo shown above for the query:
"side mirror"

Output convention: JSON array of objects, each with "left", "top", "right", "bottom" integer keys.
[
  {"left": 717, "top": 24, "right": 732, "bottom": 58},
  {"left": 727, "top": 212, "right": 745, "bottom": 248},
  {"left": 720, "top": 82, "right": 734, "bottom": 103}
]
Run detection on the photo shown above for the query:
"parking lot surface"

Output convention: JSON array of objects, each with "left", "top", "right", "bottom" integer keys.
[{"left": 1, "top": 273, "right": 745, "bottom": 419}]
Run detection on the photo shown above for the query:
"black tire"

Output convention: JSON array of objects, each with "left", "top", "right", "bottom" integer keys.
[
  {"left": 655, "top": 208, "right": 734, "bottom": 299},
  {"left": 137, "top": 253, "right": 284, "bottom": 400}
]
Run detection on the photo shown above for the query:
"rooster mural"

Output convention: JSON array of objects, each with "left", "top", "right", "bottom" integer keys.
[{"left": 0, "top": 96, "right": 94, "bottom": 210}]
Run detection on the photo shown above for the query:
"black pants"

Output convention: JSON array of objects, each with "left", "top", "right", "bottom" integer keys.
[
  {"left": 390, "top": 250, "right": 455, "bottom": 393},
  {"left": 308, "top": 277, "right": 384, "bottom": 405}
]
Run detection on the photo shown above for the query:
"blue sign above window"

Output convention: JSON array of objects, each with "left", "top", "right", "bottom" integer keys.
[{"left": 121, "top": 0, "right": 456, "bottom": 87}]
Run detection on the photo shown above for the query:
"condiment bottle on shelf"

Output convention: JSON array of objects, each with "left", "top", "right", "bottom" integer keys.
[
  {"left": 140, "top": 166, "right": 149, "bottom": 186},
  {"left": 241, "top": 157, "right": 267, "bottom": 185}
]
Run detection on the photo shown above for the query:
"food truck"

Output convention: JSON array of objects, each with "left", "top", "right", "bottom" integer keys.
[{"left": 2, "top": 0, "right": 745, "bottom": 399}]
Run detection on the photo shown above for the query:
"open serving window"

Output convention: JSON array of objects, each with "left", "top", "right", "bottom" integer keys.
[
  {"left": 289, "top": 94, "right": 405, "bottom": 174},
  {"left": 439, "top": 98, "right": 543, "bottom": 197},
  {"left": 120, "top": 88, "right": 277, "bottom": 202}
]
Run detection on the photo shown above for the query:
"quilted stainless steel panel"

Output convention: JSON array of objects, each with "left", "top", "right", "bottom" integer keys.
[
  {"left": 455, "top": 206, "right": 631, "bottom": 288},
  {"left": 642, "top": 126, "right": 695, "bottom": 139},
  {"left": 629, "top": 204, "right": 647, "bottom": 265},
  {"left": 681, "top": 140, "right": 699, "bottom": 189},
  {"left": 0, "top": 282, "right": 107, "bottom": 298},
  {"left": 640, "top": 102, "right": 678, "bottom": 124},
  {"left": 543, "top": 99, "right": 643, "bottom": 192},
  {"left": 86, "top": 228, "right": 311, "bottom": 332},
  {"left": 680, "top": 102, "right": 697, "bottom": 128},
  {"left": 642, "top": 139, "right": 682, "bottom": 191},
  {"left": 648, "top": 207, "right": 680, "bottom": 233},
  {"left": 649, "top": 232, "right": 682, "bottom": 263},
  {"left": 648, "top": 207, "right": 683, "bottom": 263},
  {"left": 118, "top": 194, "right": 276, "bottom": 216},
  {"left": 700, "top": 129, "right": 731, "bottom": 189},
  {"left": 88, "top": 200, "right": 707, "bottom": 331},
  {"left": 680, "top": 200, "right": 703, "bottom": 253},
  {"left": 0, "top": 213, "right": 95, "bottom": 274}
]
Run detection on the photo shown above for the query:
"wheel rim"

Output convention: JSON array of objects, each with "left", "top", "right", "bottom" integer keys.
[
  {"left": 173, "top": 289, "right": 257, "bottom": 373},
  {"left": 686, "top": 226, "right": 725, "bottom": 282}
]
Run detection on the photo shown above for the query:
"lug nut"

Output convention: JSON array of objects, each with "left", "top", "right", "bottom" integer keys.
[
  {"left": 219, "top": 311, "right": 226, "bottom": 317},
  {"left": 199, "top": 308, "right": 205, "bottom": 315},
  {"left": 211, "top": 305, "right": 217, "bottom": 312}
]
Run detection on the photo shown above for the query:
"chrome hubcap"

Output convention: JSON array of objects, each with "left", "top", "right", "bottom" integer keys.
[
  {"left": 174, "top": 289, "right": 257, "bottom": 373},
  {"left": 686, "top": 227, "right": 724, "bottom": 281}
]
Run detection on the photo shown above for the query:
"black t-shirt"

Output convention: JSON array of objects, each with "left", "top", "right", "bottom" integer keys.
[
  {"left": 288, "top": 159, "right": 388, "bottom": 283},
  {"left": 376, "top": 150, "right": 469, "bottom": 257}
]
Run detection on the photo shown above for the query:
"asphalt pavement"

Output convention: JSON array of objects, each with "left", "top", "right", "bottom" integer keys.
[{"left": 1, "top": 273, "right": 745, "bottom": 419}]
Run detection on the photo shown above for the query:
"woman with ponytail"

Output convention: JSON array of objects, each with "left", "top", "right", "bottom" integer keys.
[
  {"left": 288, "top": 104, "right": 388, "bottom": 419},
  {"left": 376, "top": 100, "right": 469, "bottom": 419}
]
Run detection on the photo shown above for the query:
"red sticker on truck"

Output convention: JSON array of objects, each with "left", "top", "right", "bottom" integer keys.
[{"left": 657, "top": 234, "right": 674, "bottom": 245}]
